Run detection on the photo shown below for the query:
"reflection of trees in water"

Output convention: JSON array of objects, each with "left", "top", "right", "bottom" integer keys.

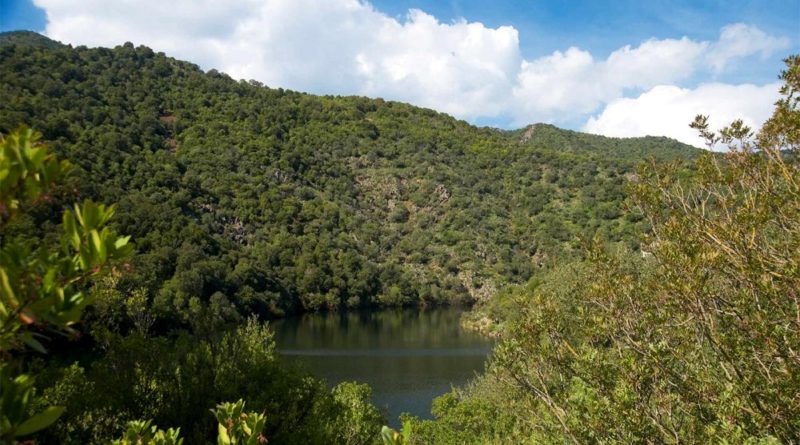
[
  {"left": 272, "top": 307, "right": 487, "bottom": 350},
  {"left": 271, "top": 307, "right": 492, "bottom": 422}
]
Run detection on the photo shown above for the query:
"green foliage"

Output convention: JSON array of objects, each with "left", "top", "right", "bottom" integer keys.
[
  {"left": 111, "top": 420, "right": 182, "bottom": 445},
  {"left": 380, "top": 423, "right": 410, "bottom": 445},
  {"left": 0, "top": 127, "right": 132, "bottom": 443},
  {"left": 413, "top": 55, "right": 800, "bottom": 444},
  {"left": 112, "top": 399, "right": 273, "bottom": 445},
  {"left": 31, "top": 316, "right": 381, "bottom": 444},
  {"left": 403, "top": 377, "right": 532, "bottom": 445},
  {"left": 0, "top": 32, "right": 698, "bottom": 322},
  {"left": 0, "top": 126, "right": 69, "bottom": 224},
  {"left": 329, "top": 382, "right": 384, "bottom": 445},
  {"left": 0, "top": 30, "right": 63, "bottom": 50},
  {"left": 6, "top": 30, "right": 779, "bottom": 445},
  {"left": 211, "top": 400, "right": 266, "bottom": 445},
  {"left": 0, "top": 368, "right": 64, "bottom": 441},
  {"left": 514, "top": 122, "right": 697, "bottom": 163},
  {"left": 0, "top": 129, "right": 133, "bottom": 353}
]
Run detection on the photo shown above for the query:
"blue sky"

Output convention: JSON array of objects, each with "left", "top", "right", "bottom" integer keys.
[
  {"left": 0, "top": 0, "right": 46, "bottom": 32},
  {"left": 374, "top": 0, "right": 800, "bottom": 130},
  {"left": 373, "top": 1, "right": 796, "bottom": 52},
  {"left": 1, "top": 0, "right": 798, "bottom": 146}
]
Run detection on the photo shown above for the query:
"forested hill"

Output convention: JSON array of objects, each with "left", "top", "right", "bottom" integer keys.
[
  {"left": 0, "top": 31, "right": 699, "bottom": 319},
  {"left": 0, "top": 30, "right": 64, "bottom": 49},
  {"left": 514, "top": 122, "right": 697, "bottom": 161}
]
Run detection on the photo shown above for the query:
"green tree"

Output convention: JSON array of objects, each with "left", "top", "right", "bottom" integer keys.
[
  {"left": 408, "top": 55, "right": 800, "bottom": 444},
  {"left": 491, "top": 55, "right": 800, "bottom": 443},
  {"left": 0, "top": 127, "right": 133, "bottom": 442},
  {"left": 0, "top": 31, "right": 698, "bottom": 317},
  {"left": 329, "top": 382, "right": 384, "bottom": 445}
]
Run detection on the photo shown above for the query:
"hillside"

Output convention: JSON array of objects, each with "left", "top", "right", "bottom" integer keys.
[
  {"left": 0, "top": 31, "right": 699, "bottom": 319},
  {"left": 0, "top": 30, "right": 66, "bottom": 49},
  {"left": 514, "top": 122, "right": 698, "bottom": 161}
]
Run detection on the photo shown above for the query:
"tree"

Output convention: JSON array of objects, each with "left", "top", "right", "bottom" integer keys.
[
  {"left": 329, "top": 382, "right": 385, "bottom": 445},
  {"left": 1, "top": 127, "right": 133, "bottom": 442},
  {"left": 413, "top": 55, "right": 800, "bottom": 444},
  {"left": 0, "top": 127, "right": 275, "bottom": 445},
  {"left": 492, "top": 55, "right": 800, "bottom": 443}
]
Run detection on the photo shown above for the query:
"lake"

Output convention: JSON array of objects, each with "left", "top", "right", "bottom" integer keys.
[{"left": 271, "top": 307, "right": 492, "bottom": 424}]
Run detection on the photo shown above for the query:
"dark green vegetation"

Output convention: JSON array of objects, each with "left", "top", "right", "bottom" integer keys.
[
  {"left": 0, "top": 128, "right": 385, "bottom": 444},
  {"left": 401, "top": 57, "right": 800, "bottom": 444},
  {"left": 0, "top": 126, "right": 133, "bottom": 443},
  {"left": 0, "top": 31, "right": 698, "bottom": 320},
  {"left": 3, "top": 29, "right": 796, "bottom": 444}
]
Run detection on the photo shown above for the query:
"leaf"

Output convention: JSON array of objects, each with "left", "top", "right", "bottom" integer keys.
[
  {"left": 0, "top": 268, "right": 19, "bottom": 310},
  {"left": 28, "top": 145, "right": 46, "bottom": 169},
  {"left": 115, "top": 235, "right": 131, "bottom": 250},
  {"left": 78, "top": 250, "right": 90, "bottom": 271},
  {"left": 381, "top": 426, "right": 398, "bottom": 445},
  {"left": 15, "top": 406, "right": 65, "bottom": 436},
  {"left": 90, "top": 229, "right": 106, "bottom": 263},
  {"left": 401, "top": 420, "right": 412, "bottom": 440},
  {"left": 62, "top": 211, "right": 80, "bottom": 249},
  {"left": 72, "top": 202, "right": 84, "bottom": 228},
  {"left": 20, "top": 332, "right": 47, "bottom": 354},
  {"left": 217, "top": 423, "right": 231, "bottom": 445},
  {"left": 42, "top": 268, "right": 57, "bottom": 293}
]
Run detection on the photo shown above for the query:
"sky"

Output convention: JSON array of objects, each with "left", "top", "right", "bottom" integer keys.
[{"left": 1, "top": 0, "right": 798, "bottom": 147}]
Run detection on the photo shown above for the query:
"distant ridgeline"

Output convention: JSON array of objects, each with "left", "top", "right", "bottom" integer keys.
[{"left": 0, "top": 31, "right": 699, "bottom": 317}]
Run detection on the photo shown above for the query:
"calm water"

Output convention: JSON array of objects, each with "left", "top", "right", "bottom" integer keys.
[{"left": 271, "top": 307, "right": 492, "bottom": 424}]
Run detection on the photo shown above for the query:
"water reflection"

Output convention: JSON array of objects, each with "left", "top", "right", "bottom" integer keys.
[{"left": 271, "top": 308, "right": 492, "bottom": 424}]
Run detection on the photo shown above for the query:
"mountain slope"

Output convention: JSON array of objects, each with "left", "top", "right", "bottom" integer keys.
[
  {"left": 0, "top": 30, "right": 66, "bottom": 49},
  {"left": 514, "top": 122, "right": 699, "bottom": 160},
  {"left": 0, "top": 31, "right": 700, "bottom": 319}
]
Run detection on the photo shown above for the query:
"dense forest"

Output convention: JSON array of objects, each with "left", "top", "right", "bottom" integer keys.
[
  {"left": 0, "top": 31, "right": 698, "bottom": 319},
  {"left": 1, "top": 30, "right": 797, "bottom": 444}
]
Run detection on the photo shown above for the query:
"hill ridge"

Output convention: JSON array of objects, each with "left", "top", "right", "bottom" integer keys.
[
  {"left": 0, "top": 30, "right": 699, "bottom": 152},
  {"left": 0, "top": 30, "right": 65, "bottom": 49},
  {"left": 0, "top": 35, "right": 698, "bottom": 316}
]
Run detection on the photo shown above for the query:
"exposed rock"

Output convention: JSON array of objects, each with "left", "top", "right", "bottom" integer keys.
[{"left": 520, "top": 124, "right": 540, "bottom": 143}]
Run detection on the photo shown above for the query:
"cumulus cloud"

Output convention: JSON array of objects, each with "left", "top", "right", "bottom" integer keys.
[
  {"left": 708, "top": 23, "right": 790, "bottom": 72},
  {"left": 583, "top": 82, "right": 781, "bottom": 148},
  {"left": 511, "top": 37, "right": 708, "bottom": 124},
  {"left": 34, "top": 0, "right": 792, "bottom": 145},
  {"left": 36, "top": 0, "right": 521, "bottom": 119}
]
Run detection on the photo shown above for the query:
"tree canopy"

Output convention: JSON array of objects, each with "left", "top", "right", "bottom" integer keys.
[
  {"left": 3, "top": 30, "right": 790, "bottom": 445},
  {"left": 404, "top": 55, "right": 800, "bottom": 444},
  {"left": 0, "top": 31, "right": 699, "bottom": 324}
]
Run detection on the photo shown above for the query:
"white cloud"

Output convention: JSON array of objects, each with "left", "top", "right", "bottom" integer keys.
[
  {"left": 511, "top": 37, "right": 708, "bottom": 124},
  {"left": 33, "top": 0, "right": 791, "bottom": 145},
  {"left": 36, "top": 0, "right": 521, "bottom": 120},
  {"left": 353, "top": 9, "right": 521, "bottom": 119},
  {"left": 707, "top": 23, "right": 790, "bottom": 72},
  {"left": 605, "top": 37, "right": 708, "bottom": 89},
  {"left": 583, "top": 82, "right": 781, "bottom": 148}
]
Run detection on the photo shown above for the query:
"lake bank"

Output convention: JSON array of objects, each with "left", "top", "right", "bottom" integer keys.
[{"left": 271, "top": 307, "right": 493, "bottom": 425}]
